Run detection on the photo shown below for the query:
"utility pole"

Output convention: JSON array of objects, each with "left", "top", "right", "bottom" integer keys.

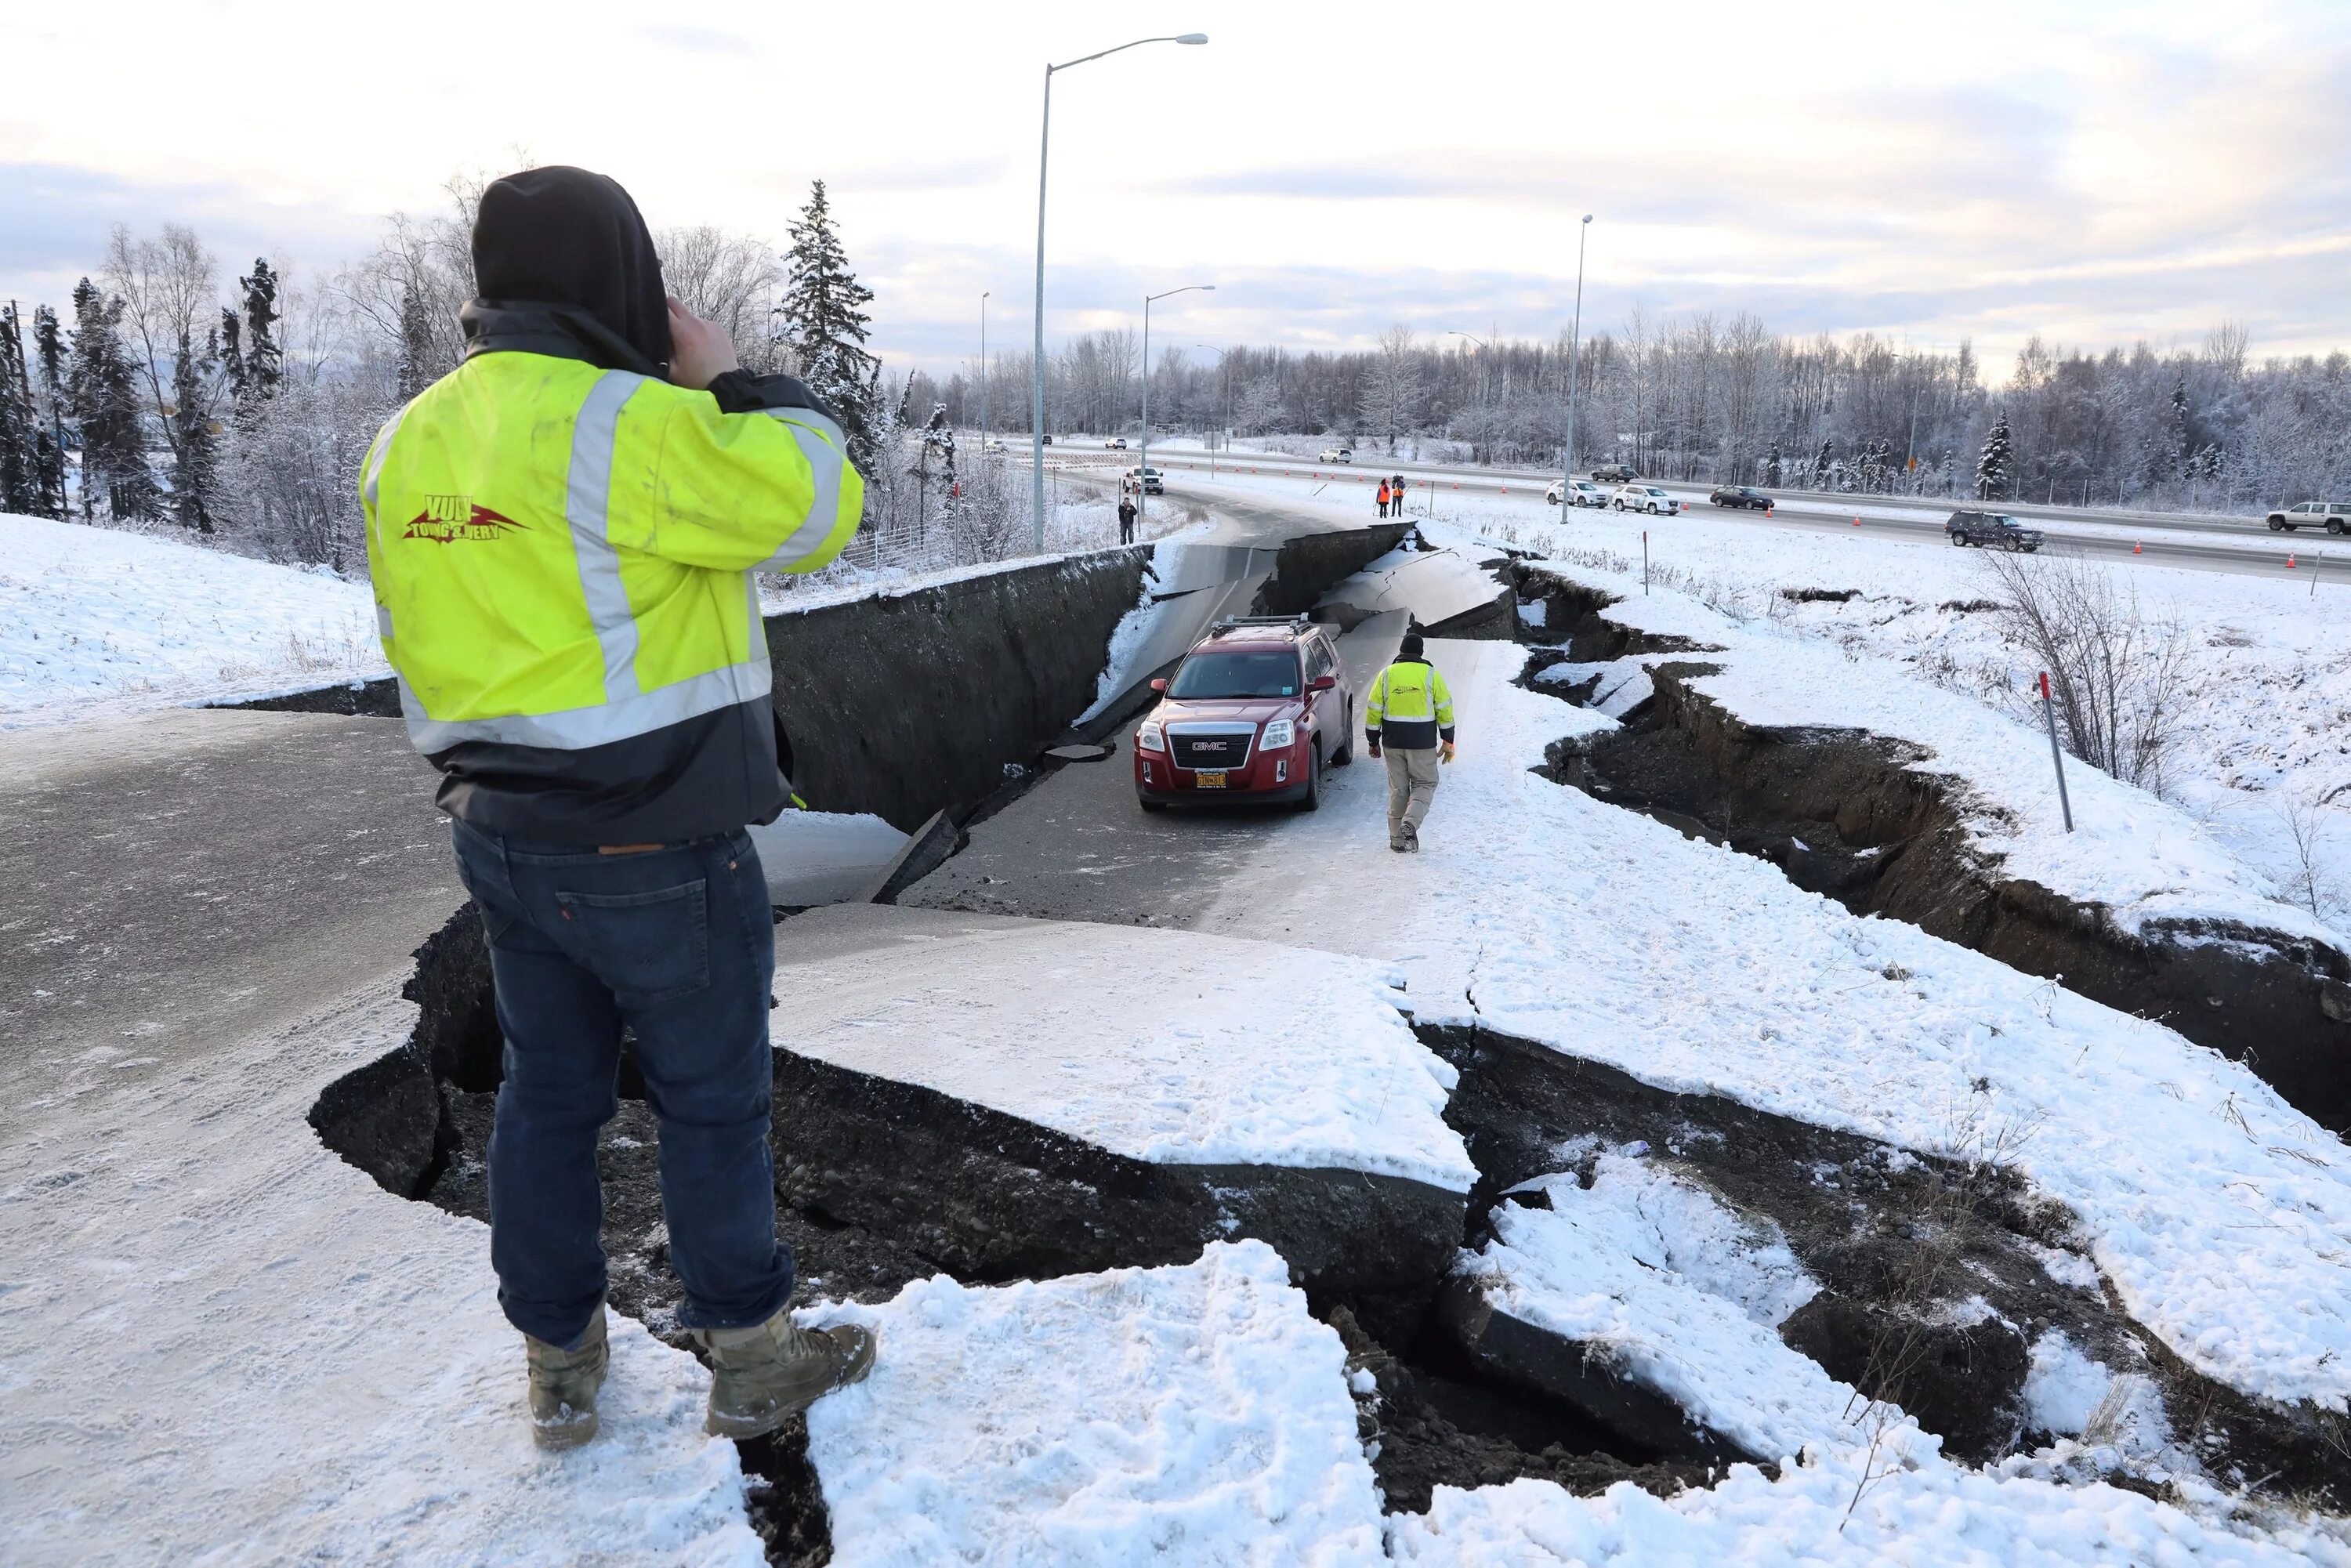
[
  {"left": 979, "top": 290, "right": 989, "bottom": 462},
  {"left": 1199, "top": 345, "right": 1232, "bottom": 480}
]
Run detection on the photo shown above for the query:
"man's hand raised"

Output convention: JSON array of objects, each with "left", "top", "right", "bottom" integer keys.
[{"left": 666, "top": 298, "right": 740, "bottom": 391}]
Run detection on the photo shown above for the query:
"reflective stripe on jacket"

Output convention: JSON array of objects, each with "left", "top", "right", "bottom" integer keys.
[
  {"left": 1364, "top": 658, "right": 1455, "bottom": 750},
  {"left": 364, "top": 351, "right": 859, "bottom": 753}
]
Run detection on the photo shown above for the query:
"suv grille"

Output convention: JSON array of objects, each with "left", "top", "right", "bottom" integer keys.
[{"left": 1169, "top": 725, "right": 1255, "bottom": 772}]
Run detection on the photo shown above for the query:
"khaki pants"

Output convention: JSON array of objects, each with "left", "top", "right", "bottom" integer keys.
[{"left": 1384, "top": 745, "right": 1441, "bottom": 846}]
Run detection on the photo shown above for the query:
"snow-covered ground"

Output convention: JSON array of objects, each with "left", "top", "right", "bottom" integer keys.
[
  {"left": 1204, "top": 639, "right": 2351, "bottom": 1417},
  {"left": 0, "top": 513, "right": 386, "bottom": 727},
  {"left": 1492, "top": 527, "right": 2345, "bottom": 950},
  {"left": 804, "top": 1241, "right": 1388, "bottom": 1566}
]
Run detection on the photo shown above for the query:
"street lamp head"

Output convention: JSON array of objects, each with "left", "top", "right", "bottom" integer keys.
[
  {"left": 1581, "top": 214, "right": 1594, "bottom": 223},
  {"left": 1176, "top": 32, "right": 1208, "bottom": 44}
]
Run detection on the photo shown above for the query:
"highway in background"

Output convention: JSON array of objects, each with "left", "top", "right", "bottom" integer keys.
[{"left": 1033, "top": 447, "right": 2344, "bottom": 584}]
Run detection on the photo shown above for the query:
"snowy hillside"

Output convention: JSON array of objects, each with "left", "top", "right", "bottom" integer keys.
[{"left": 0, "top": 514, "right": 386, "bottom": 726}]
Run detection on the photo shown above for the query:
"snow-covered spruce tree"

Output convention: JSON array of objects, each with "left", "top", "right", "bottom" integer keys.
[
  {"left": 67, "top": 278, "right": 160, "bottom": 521},
  {"left": 169, "top": 325, "right": 223, "bottom": 532},
  {"left": 219, "top": 307, "right": 248, "bottom": 406},
  {"left": 1813, "top": 437, "right": 1833, "bottom": 489},
  {"left": 1976, "top": 412, "right": 2014, "bottom": 501},
  {"left": 0, "top": 303, "right": 36, "bottom": 515},
  {"left": 1762, "top": 443, "right": 1781, "bottom": 487},
  {"left": 239, "top": 259, "right": 281, "bottom": 397},
  {"left": 776, "top": 179, "right": 882, "bottom": 477},
  {"left": 30, "top": 305, "right": 69, "bottom": 518}
]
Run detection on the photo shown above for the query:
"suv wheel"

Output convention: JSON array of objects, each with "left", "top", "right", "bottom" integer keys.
[
  {"left": 2269, "top": 517, "right": 2288, "bottom": 531},
  {"left": 1331, "top": 704, "right": 1355, "bottom": 766},
  {"left": 2330, "top": 520, "right": 2346, "bottom": 535},
  {"left": 1294, "top": 748, "right": 1322, "bottom": 812}
]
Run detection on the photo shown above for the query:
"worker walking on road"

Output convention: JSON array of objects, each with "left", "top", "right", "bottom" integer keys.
[
  {"left": 1118, "top": 492, "right": 1139, "bottom": 544},
  {"left": 1376, "top": 479, "right": 1393, "bottom": 519},
  {"left": 360, "top": 166, "right": 876, "bottom": 1452},
  {"left": 1364, "top": 632, "right": 1456, "bottom": 853},
  {"left": 1390, "top": 473, "right": 1408, "bottom": 516}
]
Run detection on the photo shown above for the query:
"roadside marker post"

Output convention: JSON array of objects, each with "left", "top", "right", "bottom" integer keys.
[
  {"left": 2039, "top": 672, "right": 2075, "bottom": 833},
  {"left": 1643, "top": 531, "right": 1650, "bottom": 596}
]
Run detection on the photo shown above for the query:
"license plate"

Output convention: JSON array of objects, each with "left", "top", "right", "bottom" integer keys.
[{"left": 1194, "top": 770, "right": 1228, "bottom": 788}]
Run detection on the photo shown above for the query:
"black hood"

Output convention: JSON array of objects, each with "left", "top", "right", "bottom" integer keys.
[{"left": 462, "top": 166, "right": 670, "bottom": 377}]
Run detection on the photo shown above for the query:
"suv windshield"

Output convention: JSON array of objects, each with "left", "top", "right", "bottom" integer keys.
[
  {"left": 1168, "top": 649, "right": 1299, "bottom": 699},
  {"left": 1988, "top": 515, "right": 2021, "bottom": 527}
]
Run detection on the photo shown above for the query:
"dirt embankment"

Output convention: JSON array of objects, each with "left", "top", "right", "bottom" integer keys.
[{"left": 1514, "top": 565, "right": 2351, "bottom": 1135}]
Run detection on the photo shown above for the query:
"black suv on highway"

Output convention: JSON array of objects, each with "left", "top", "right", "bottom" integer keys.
[
  {"left": 1946, "top": 509, "right": 2045, "bottom": 552},
  {"left": 1588, "top": 464, "right": 1638, "bottom": 483},
  {"left": 1709, "top": 485, "right": 1774, "bottom": 510}
]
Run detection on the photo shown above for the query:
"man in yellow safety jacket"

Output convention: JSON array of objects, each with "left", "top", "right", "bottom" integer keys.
[
  {"left": 1364, "top": 631, "right": 1456, "bottom": 852},
  {"left": 361, "top": 166, "right": 874, "bottom": 1451}
]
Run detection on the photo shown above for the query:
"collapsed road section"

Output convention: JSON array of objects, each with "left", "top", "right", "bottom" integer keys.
[{"left": 1512, "top": 561, "right": 2351, "bottom": 1132}]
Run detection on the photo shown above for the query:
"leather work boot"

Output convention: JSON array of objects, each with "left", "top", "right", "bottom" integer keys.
[
  {"left": 524, "top": 1304, "right": 610, "bottom": 1451},
  {"left": 695, "top": 1311, "right": 876, "bottom": 1439}
]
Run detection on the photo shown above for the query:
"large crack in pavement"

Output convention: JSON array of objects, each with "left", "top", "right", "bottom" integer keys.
[{"left": 1512, "top": 564, "right": 2351, "bottom": 1135}]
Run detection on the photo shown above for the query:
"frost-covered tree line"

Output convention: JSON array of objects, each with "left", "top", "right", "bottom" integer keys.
[
  {"left": 919, "top": 314, "right": 2351, "bottom": 512},
  {"left": 0, "top": 174, "right": 899, "bottom": 574}
]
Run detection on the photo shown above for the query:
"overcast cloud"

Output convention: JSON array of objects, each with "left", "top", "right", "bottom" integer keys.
[{"left": 2, "top": 0, "right": 2343, "bottom": 382}]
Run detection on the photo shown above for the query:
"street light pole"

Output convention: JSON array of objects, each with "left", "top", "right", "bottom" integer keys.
[
  {"left": 1139, "top": 284, "right": 1213, "bottom": 523},
  {"left": 1030, "top": 31, "right": 1209, "bottom": 553},
  {"left": 1563, "top": 214, "right": 1591, "bottom": 525},
  {"left": 979, "top": 290, "right": 989, "bottom": 462}
]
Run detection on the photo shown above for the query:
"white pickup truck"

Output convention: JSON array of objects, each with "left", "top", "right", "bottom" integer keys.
[{"left": 2267, "top": 501, "right": 2349, "bottom": 534}]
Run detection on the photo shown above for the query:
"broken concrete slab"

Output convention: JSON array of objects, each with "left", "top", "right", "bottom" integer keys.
[
  {"left": 1042, "top": 742, "right": 1111, "bottom": 762},
  {"left": 1316, "top": 542, "right": 1513, "bottom": 639},
  {"left": 746, "top": 809, "right": 909, "bottom": 907},
  {"left": 766, "top": 904, "right": 1474, "bottom": 1337}
]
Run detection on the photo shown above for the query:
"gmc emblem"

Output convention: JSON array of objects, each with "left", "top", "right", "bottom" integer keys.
[{"left": 1194, "top": 741, "right": 1228, "bottom": 752}]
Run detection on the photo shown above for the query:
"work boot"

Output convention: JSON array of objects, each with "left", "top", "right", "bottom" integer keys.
[
  {"left": 1404, "top": 825, "right": 1422, "bottom": 853},
  {"left": 524, "top": 1303, "right": 609, "bottom": 1451},
  {"left": 696, "top": 1311, "right": 876, "bottom": 1439}
]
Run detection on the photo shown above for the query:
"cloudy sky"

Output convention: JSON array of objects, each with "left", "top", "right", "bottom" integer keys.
[{"left": 4, "top": 0, "right": 2344, "bottom": 384}]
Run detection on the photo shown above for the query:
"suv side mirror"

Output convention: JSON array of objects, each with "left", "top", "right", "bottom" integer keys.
[
  {"left": 1308, "top": 674, "right": 1337, "bottom": 692},
  {"left": 1150, "top": 677, "right": 1168, "bottom": 693}
]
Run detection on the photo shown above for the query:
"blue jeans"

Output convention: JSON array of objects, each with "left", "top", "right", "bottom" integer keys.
[{"left": 449, "top": 820, "right": 792, "bottom": 1349}]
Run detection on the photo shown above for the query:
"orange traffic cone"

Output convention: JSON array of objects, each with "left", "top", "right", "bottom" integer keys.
[
  {"left": 2133, "top": 541, "right": 2142, "bottom": 553},
  {"left": 1852, "top": 515, "right": 1861, "bottom": 527},
  {"left": 2288, "top": 554, "right": 2298, "bottom": 568},
  {"left": 1766, "top": 506, "right": 1774, "bottom": 519}
]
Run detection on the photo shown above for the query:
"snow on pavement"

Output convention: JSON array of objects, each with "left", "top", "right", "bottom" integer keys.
[
  {"left": 770, "top": 904, "right": 1474, "bottom": 1190},
  {"left": 1, "top": 513, "right": 385, "bottom": 726},
  {"left": 1201, "top": 639, "right": 2351, "bottom": 1414},
  {"left": 1462, "top": 1153, "right": 1873, "bottom": 1466},
  {"left": 803, "top": 1240, "right": 1388, "bottom": 1566},
  {"left": 0, "top": 987, "right": 766, "bottom": 1568}
]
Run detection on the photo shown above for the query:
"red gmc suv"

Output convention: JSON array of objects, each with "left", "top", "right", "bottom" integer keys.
[{"left": 1132, "top": 616, "right": 1356, "bottom": 813}]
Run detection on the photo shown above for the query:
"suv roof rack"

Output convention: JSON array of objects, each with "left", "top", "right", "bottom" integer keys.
[{"left": 1209, "top": 614, "right": 1312, "bottom": 638}]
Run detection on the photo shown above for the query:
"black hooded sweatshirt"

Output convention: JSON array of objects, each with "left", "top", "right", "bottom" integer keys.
[{"left": 422, "top": 165, "right": 828, "bottom": 846}]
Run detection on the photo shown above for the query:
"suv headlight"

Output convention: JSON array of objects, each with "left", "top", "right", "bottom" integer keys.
[
  {"left": 1259, "top": 719, "right": 1295, "bottom": 749},
  {"left": 1136, "top": 720, "right": 1165, "bottom": 752}
]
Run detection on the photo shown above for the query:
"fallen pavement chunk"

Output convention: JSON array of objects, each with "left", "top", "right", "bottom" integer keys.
[
  {"left": 803, "top": 1240, "right": 1386, "bottom": 1566},
  {"left": 770, "top": 905, "right": 1473, "bottom": 1338},
  {"left": 861, "top": 808, "right": 962, "bottom": 905},
  {"left": 1448, "top": 1154, "right": 1885, "bottom": 1467},
  {"left": 1043, "top": 742, "right": 1112, "bottom": 762}
]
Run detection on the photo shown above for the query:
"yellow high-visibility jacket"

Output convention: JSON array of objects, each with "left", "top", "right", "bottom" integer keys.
[
  {"left": 1364, "top": 658, "right": 1455, "bottom": 750},
  {"left": 360, "top": 350, "right": 862, "bottom": 841}
]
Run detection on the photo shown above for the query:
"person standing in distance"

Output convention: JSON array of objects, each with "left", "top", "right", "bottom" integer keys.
[
  {"left": 1118, "top": 490, "right": 1139, "bottom": 544},
  {"left": 360, "top": 165, "right": 875, "bottom": 1451},
  {"left": 1364, "top": 632, "right": 1456, "bottom": 853},
  {"left": 1376, "top": 478, "right": 1392, "bottom": 519}
]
